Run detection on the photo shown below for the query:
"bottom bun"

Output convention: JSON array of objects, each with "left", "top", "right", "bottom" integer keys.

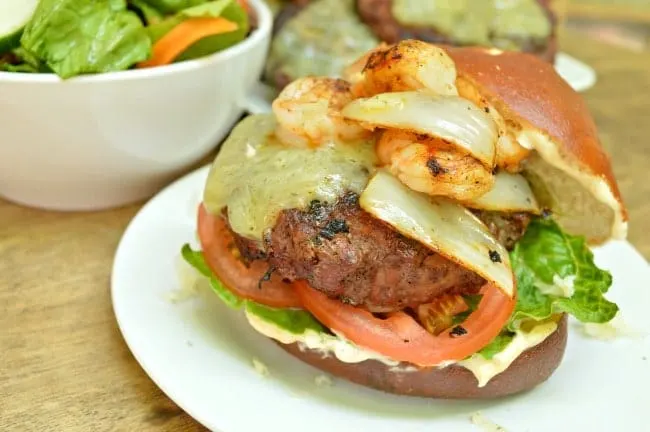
[{"left": 277, "top": 315, "right": 567, "bottom": 399}]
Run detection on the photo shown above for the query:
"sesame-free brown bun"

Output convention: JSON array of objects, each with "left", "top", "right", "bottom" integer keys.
[
  {"left": 278, "top": 315, "right": 567, "bottom": 399},
  {"left": 444, "top": 46, "right": 627, "bottom": 243}
]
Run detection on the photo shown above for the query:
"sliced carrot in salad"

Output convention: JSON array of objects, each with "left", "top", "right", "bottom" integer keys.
[{"left": 138, "top": 17, "right": 238, "bottom": 68}]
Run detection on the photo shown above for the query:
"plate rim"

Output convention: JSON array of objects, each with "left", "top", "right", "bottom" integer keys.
[{"left": 111, "top": 166, "right": 219, "bottom": 430}]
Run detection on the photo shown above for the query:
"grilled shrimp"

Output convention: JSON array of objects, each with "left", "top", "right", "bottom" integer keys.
[
  {"left": 345, "top": 40, "right": 528, "bottom": 171},
  {"left": 377, "top": 130, "right": 494, "bottom": 201},
  {"left": 455, "top": 77, "right": 531, "bottom": 171},
  {"left": 346, "top": 40, "right": 458, "bottom": 97},
  {"left": 272, "top": 77, "right": 370, "bottom": 148},
  {"left": 342, "top": 42, "right": 390, "bottom": 85}
]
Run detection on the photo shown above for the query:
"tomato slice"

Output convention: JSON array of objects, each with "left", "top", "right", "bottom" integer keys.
[
  {"left": 197, "top": 204, "right": 302, "bottom": 308},
  {"left": 294, "top": 280, "right": 515, "bottom": 366}
]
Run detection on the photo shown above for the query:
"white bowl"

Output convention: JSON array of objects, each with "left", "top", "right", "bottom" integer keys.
[{"left": 0, "top": 0, "right": 272, "bottom": 211}]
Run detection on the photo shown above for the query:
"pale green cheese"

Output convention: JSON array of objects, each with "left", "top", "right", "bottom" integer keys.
[
  {"left": 203, "top": 114, "right": 376, "bottom": 241},
  {"left": 392, "top": 0, "right": 551, "bottom": 50},
  {"left": 265, "top": 0, "right": 379, "bottom": 82}
]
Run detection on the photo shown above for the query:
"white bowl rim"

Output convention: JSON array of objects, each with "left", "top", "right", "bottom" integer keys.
[{"left": 0, "top": 0, "right": 272, "bottom": 84}]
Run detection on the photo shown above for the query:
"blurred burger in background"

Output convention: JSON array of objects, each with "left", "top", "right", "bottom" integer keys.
[{"left": 265, "top": 0, "right": 557, "bottom": 89}]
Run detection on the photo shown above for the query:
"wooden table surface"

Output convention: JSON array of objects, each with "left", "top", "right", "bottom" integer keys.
[{"left": 1, "top": 31, "right": 649, "bottom": 432}]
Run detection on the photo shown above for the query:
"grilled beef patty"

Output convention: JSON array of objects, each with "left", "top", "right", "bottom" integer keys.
[
  {"left": 227, "top": 198, "right": 530, "bottom": 312},
  {"left": 471, "top": 210, "right": 532, "bottom": 250},
  {"left": 265, "top": 193, "right": 486, "bottom": 312},
  {"left": 226, "top": 194, "right": 531, "bottom": 313}
]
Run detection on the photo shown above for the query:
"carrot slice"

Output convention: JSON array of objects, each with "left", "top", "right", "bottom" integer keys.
[{"left": 138, "top": 17, "right": 238, "bottom": 68}]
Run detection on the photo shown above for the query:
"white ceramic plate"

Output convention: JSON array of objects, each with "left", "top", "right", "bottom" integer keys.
[
  {"left": 112, "top": 166, "right": 649, "bottom": 432},
  {"left": 242, "top": 52, "right": 596, "bottom": 114}
]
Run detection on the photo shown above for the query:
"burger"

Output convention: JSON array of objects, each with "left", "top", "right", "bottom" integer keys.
[
  {"left": 356, "top": 0, "right": 557, "bottom": 61},
  {"left": 183, "top": 40, "right": 625, "bottom": 398},
  {"left": 265, "top": 0, "right": 557, "bottom": 90}
]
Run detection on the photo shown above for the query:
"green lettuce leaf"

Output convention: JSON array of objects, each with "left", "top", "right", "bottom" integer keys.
[
  {"left": 1, "top": 48, "right": 48, "bottom": 73},
  {"left": 451, "top": 294, "right": 482, "bottom": 325},
  {"left": 181, "top": 244, "right": 243, "bottom": 309},
  {"left": 136, "top": 0, "right": 208, "bottom": 14},
  {"left": 180, "top": 0, "right": 232, "bottom": 17},
  {"left": 508, "top": 218, "right": 618, "bottom": 330},
  {"left": 147, "top": 0, "right": 235, "bottom": 42},
  {"left": 454, "top": 294, "right": 514, "bottom": 360},
  {"left": 175, "top": 0, "right": 248, "bottom": 61},
  {"left": 128, "top": 0, "right": 165, "bottom": 24},
  {"left": 12, "top": 47, "right": 45, "bottom": 70},
  {"left": 474, "top": 218, "right": 618, "bottom": 360},
  {"left": 244, "top": 302, "right": 325, "bottom": 335},
  {"left": 146, "top": 0, "right": 246, "bottom": 61},
  {"left": 478, "top": 332, "right": 515, "bottom": 360},
  {"left": 20, "top": 0, "right": 151, "bottom": 78},
  {"left": 181, "top": 244, "right": 323, "bottom": 334},
  {"left": 1, "top": 63, "right": 36, "bottom": 73},
  {"left": 146, "top": 16, "right": 182, "bottom": 43}
]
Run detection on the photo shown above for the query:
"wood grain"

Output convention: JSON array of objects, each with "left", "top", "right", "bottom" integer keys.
[
  {"left": 0, "top": 203, "right": 207, "bottom": 431},
  {"left": 568, "top": 4, "right": 650, "bottom": 24},
  {"left": 1, "top": 31, "right": 648, "bottom": 431}
]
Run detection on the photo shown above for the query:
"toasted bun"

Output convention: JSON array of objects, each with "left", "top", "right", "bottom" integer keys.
[
  {"left": 277, "top": 315, "right": 567, "bottom": 399},
  {"left": 444, "top": 47, "right": 627, "bottom": 243}
]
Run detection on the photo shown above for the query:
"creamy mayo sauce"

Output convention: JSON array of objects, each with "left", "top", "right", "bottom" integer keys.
[
  {"left": 470, "top": 411, "right": 507, "bottom": 432},
  {"left": 536, "top": 274, "right": 576, "bottom": 298},
  {"left": 459, "top": 320, "right": 558, "bottom": 387},
  {"left": 245, "top": 306, "right": 559, "bottom": 385},
  {"left": 245, "top": 308, "right": 401, "bottom": 366}
]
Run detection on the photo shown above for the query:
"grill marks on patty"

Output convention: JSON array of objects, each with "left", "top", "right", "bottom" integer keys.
[
  {"left": 226, "top": 196, "right": 531, "bottom": 312},
  {"left": 267, "top": 193, "right": 487, "bottom": 312},
  {"left": 229, "top": 194, "right": 493, "bottom": 312}
]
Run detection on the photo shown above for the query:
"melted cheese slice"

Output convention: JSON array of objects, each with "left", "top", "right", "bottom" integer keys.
[{"left": 464, "top": 171, "right": 540, "bottom": 213}]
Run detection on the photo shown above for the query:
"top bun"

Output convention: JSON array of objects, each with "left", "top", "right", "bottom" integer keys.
[{"left": 444, "top": 46, "right": 627, "bottom": 243}]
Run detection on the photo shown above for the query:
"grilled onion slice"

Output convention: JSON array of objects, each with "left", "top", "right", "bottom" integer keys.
[
  {"left": 464, "top": 171, "right": 540, "bottom": 214},
  {"left": 342, "top": 91, "right": 498, "bottom": 168},
  {"left": 360, "top": 170, "right": 514, "bottom": 298}
]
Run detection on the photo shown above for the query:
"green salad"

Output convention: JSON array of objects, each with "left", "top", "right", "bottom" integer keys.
[{"left": 0, "top": 0, "right": 250, "bottom": 78}]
